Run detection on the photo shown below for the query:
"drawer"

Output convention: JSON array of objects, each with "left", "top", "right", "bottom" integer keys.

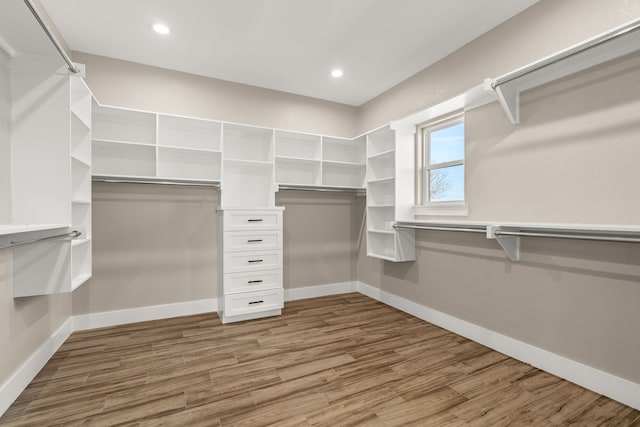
[
  {"left": 224, "top": 288, "right": 284, "bottom": 317},
  {"left": 223, "top": 250, "right": 281, "bottom": 273},
  {"left": 224, "top": 270, "right": 282, "bottom": 293},
  {"left": 223, "top": 210, "right": 282, "bottom": 231},
  {"left": 223, "top": 230, "right": 281, "bottom": 252}
]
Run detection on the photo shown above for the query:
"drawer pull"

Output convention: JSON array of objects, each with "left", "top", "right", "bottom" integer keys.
[
  {"left": 248, "top": 259, "right": 263, "bottom": 263},
  {"left": 248, "top": 219, "right": 263, "bottom": 222},
  {"left": 248, "top": 300, "right": 264, "bottom": 305},
  {"left": 248, "top": 280, "right": 263, "bottom": 284},
  {"left": 247, "top": 239, "right": 263, "bottom": 243}
]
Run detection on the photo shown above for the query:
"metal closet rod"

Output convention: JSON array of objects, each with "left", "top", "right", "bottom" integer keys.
[
  {"left": 492, "top": 18, "right": 640, "bottom": 89},
  {"left": 394, "top": 222, "right": 640, "bottom": 244},
  {"left": 1, "top": 230, "right": 82, "bottom": 250},
  {"left": 278, "top": 185, "right": 364, "bottom": 193},
  {"left": 23, "top": 0, "right": 79, "bottom": 74},
  {"left": 92, "top": 177, "right": 221, "bottom": 187}
]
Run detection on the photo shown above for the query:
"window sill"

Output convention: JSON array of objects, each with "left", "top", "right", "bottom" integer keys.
[{"left": 414, "top": 202, "right": 468, "bottom": 217}]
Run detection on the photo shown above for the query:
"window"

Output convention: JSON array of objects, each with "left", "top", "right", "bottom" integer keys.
[{"left": 417, "top": 114, "right": 467, "bottom": 215}]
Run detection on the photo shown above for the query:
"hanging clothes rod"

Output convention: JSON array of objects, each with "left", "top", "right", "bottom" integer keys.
[
  {"left": 92, "top": 177, "right": 220, "bottom": 187},
  {"left": 23, "top": 0, "right": 79, "bottom": 74},
  {"left": 394, "top": 223, "right": 485, "bottom": 234},
  {"left": 278, "top": 185, "right": 365, "bottom": 193},
  {"left": 493, "top": 229, "right": 640, "bottom": 244},
  {"left": 492, "top": 18, "right": 640, "bottom": 89},
  {"left": 1, "top": 230, "right": 81, "bottom": 251}
]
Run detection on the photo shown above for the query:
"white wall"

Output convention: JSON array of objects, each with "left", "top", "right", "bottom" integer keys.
[{"left": 0, "top": 49, "right": 11, "bottom": 224}]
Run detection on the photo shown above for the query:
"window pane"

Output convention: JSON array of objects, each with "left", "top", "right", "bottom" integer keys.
[
  {"left": 429, "top": 123, "right": 464, "bottom": 165},
  {"left": 429, "top": 164, "right": 464, "bottom": 202}
]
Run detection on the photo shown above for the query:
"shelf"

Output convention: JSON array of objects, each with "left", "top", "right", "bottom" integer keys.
[
  {"left": 92, "top": 140, "right": 156, "bottom": 177},
  {"left": 223, "top": 123, "right": 273, "bottom": 163},
  {"left": 322, "top": 160, "right": 366, "bottom": 167},
  {"left": 0, "top": 224, "right": 68, "bottom": 236},
  {"left": 71, "top": 155, "right": 91, "bottom": 168},
  {"left": 367, "top": 126, "right": 395, "bottom": 156},
  {"left": 157, "top": 147, "right": 221, "bottom": 181},
  {"left": 157, "top": 144, "right": 221, "bottom": 154},
  {"left": 322, "top": 162, "right": 365, "bottom": 188},
  {"left": 367, "top": 204, "right": 394, "bottom": 208},
  {"left": 275, "top": 156, "right": 321, "bottom": 164},
  {"left": 92, "top": 174, "right": 220, "bottom": 186},
  {"left": 368, "top": 229, "right": 395, "bottom": 235},
  {"left": 158, "top": 114, "right": 221, "bottom": 151},
  {"left": 322, "top": 136, "right": 365, "bottom": 164},
  {"left": 72, "top": 198, "right": 91, "bottom": 205},
  {"left": 224, "top": 158, "right": 274, "bottom": 167},
  {"left": 71, "top": 238, "right": 91, "bottom": 248},
  {"left": 367, "top": 149, "right": 395, "bottom": 160},
  {"left": 93, "top": 105, "right": 156, "bottom": 145},
  {"left": 92, "top": 138, "right": 155, "bottom": 147},
  {"left": 367, "top": 177, "right": 395, "bottom": 184},
  {"left": 71, "top": 273, "right": 91, "bottom": 291},
  {"left": 488, "top": 18, "right": 640, "bottom": 124},
  {"left": 275, "top": 130, "right": 321, "bottom": 160},
  {"left": 275, "top": 157, "right": 321, "bottom": 186}
]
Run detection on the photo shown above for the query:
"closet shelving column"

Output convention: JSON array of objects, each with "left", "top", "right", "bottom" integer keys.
[
  {"left": 219, "top": 123, "right": 284, "bottom": 324},
  {"left": 366, "top": 125, "right": 415, "bottom": 262},
  {"left": 274, "top": 130, "right": 322, "bottom": 186},
  {"left": 92, "top": 104, "right": 157, "bottom": 179},
  {"left": 69, "top": 77, "right": 92, "bottom": 289},
  {"left": 321, "top": 136, "right": 366, "bottom": 188}
]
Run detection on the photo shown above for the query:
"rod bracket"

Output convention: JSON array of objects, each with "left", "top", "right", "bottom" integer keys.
[{"left": 487, "top": 226, "right": 520, "bottom": 261}]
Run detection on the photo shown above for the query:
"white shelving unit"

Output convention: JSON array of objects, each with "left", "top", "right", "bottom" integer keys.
[
  {"left": 365, "top": 126, "right": 415, "bottom": 262},
  {"left": 321, "top": 136, "right": 366, "bottom": 188},
  {"left": 4, "top": 51, "right": 92, "bottom": 296},
  {"left": 92, "top": 105, "right": 223, "bottom": 184},
  {"left": 221, "top": 123, "right": 275, "bottom": 208},
  {"left": 274, "top": 131, "right": 322, "bottom": 186}
]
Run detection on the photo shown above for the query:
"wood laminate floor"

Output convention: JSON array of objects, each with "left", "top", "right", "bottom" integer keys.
[{"left": 2, "top": 293, "right": 638, "bottom": 426}]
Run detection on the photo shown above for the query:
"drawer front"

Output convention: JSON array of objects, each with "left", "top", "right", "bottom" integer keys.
[
  {"left": 223, "top": 230, "right": 281, "bottom": 252},
  {"left": 223, "top": 251, "right": 281, "bottom": 273},
  {"left": 224, "top": 289, "right": 284, "bottom": 317},
  {"left": 224, "top": 270, "right": 282, "bottom": 293},
  {"left": 224, "top": 210, "right": 282, "bottom": 231}
]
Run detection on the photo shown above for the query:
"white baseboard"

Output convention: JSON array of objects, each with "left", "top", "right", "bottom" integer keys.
[
  {"left": 284, "top": 281, "right": 357, "bottom": 301},
  {"left": 73, "top": 298, "right": 218, "bottom": 331},
  {"left": 356, "top": 281, "right": 640, "bottom": 411},
  {"left": 0, "top": 317, "right": 73, "bottom": 417},
  {"left": 4, "top": 283, "right": 639, "bottom": 418}
]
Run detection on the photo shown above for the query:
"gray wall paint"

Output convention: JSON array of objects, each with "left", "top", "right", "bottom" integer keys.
[
  {"left": 357, "top": 0, "right": 640, "bottom": 133},
  {"left": 73, "top": 52, "right": 358, "bottom": 138},
  {"left": 357, "top": 0, "right": 640, "bottom": 384},
  {"left": 72, "top": 184, "right": 364, "bottom": 315}
]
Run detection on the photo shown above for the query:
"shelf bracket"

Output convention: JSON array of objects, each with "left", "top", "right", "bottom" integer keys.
[
  {"left": 487, "top": 225, "right": 520, "bottom": 261},
  {"left": 487, "top": 78, "right": 519, "bottom": 125}
]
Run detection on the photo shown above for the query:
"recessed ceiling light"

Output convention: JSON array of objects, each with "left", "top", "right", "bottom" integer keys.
[
  {"left": 331, "top": 69, "right": 344, "bottom": 78},
  {"left": 152, "top": 23, "right": 170, "bottom": 35}
]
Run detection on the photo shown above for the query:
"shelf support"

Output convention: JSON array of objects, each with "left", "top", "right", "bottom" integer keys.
[{"left": 486, "top": 225, "right": 520, "bottom": 261}]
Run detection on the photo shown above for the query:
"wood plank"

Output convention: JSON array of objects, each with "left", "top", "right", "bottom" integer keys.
[{"left": 0, "top": 293, "right": 637, "bottom": 426}]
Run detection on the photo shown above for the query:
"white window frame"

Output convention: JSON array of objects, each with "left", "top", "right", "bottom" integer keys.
[{"left": 415, "top": 113, "right": 468, "bottom": 216}]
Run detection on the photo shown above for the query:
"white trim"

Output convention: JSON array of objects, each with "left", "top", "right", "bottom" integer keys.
[
  {"left": 0, "top": 317, "right": 73, "bottom": 416},
  {"left": 73, "top": 298, "right": 218, "bottom": 331},
  {"left": 356, "top": 281, "right": 640, "bottom": 411},
  {"left": 284, "top": 281, "right": 358, "bottom": 301},
  {"left": 414, "top": 201, "right": 468, "bottom": 216}
]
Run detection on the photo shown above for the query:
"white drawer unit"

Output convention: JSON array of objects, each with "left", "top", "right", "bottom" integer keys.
[
  {"left": 223, "top": 288, "right": 284, "bottom": 318},
  {"left": 223, "top": 210, "right": 282, "bottom": 231},
  {"left": 218, "top": 208, "right": 284, "bottom": 323},
  {"left": 223, "top": 230, "right": 281, "bottom": 252},
  {"left": 224, "top": 250, "right": 282, "bottom": 273},
  {"left": 224, "top": 270, "right": 282, "bottom": 294}
]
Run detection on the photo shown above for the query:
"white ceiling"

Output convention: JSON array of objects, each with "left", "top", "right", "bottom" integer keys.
[{"left": 39, "top": 0, "right": 539, "bottom": 106}]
